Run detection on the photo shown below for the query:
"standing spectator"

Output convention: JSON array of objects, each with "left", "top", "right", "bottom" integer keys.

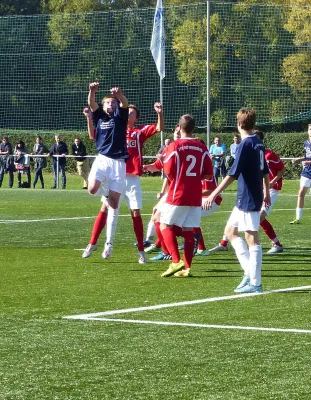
[
  {"left": 225, "top": 134, "right": 241, "bottom": 172},
  {"left": 209, "top": 136, "right": 227, "bottom": 184},
  {"left": 0, "top": 136, "right": 14, "bottom": 188},
  {"left": 14, "top": 140, "right": 31, "bottom": 188},
  {"left": 32, "top": 136, "right": 49, "bottom": 189},
  {"left": 72, "top": 137, "right": 90, "bottom": 189},
  {"left": 143, "top": 114, "right": 213, "bottom": 278},
  {"left": 290, "top": 123, "right": 311, "bottom": 224},
  {"left": 205, "top": 108, "right": 270, "bottom": 293},
  {"left": 49, "top": 135, "right": 68, "bottom": 189}
]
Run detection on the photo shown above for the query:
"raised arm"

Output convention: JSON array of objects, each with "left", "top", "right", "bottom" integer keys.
[
  {"left": 154, "top": 102, "right": 164, "bottom": 132},
  {"left": 110, "top": 87, "right": 128, "bottom": 108},
  {"left": 88, "top": 82, "right": 99, "bottom": 112},
  {"left": 83, "top": 107, "right": 96, "bottom": 140}
]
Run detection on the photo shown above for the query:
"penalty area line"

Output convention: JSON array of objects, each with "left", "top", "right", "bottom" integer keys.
[
  {"left": 64, "top": 285, "right": 311, "bottom": 320},
  {"left": 81, "top": 317, "right": 311, "bottom": 335}
]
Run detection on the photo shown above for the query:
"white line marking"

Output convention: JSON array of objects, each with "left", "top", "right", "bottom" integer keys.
[
  {"left": 64, "top": 285, "right": 311, "bottom": 320},
  {"left": 84, "top": 318, "right": 311, "bottom": 335}
]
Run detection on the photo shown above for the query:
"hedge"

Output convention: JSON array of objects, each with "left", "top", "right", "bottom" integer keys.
[{"left": 1, "top": 129, "right": 308, "bottom": 179}]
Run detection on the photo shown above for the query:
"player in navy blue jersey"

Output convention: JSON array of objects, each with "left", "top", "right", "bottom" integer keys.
[
  {"left": 290, "top": 124, "right": 311, "bottom": 224},
  {"left": 87, "top": 82, "right": 129, "bottom": 258},
  {"left": 204, "top": 108, "right": 270, "bottom": 293}
]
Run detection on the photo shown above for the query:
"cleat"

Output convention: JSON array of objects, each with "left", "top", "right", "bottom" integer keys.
[
  {"left": 178, "top": 243, "right": 184, "bottom": 250},
  {"left": 195, "top": 249, "right": 209, "bottom": 256},
  {"left": 145, "top": 244, "right": 159, "bottom": 254},
  {"left": 163, "top": 254, "right": 172, "bottom": 260},
  {"left": 174, "top": 268, "right": 192, "bottom": 277},
  {"left": 150, "top": 252, "right": 169, "bottom": 261},
  {"left": 82, "top": 244, "right": 97, "bottom": 258},
  {"left": 102, "top": 243, "right": 113, "bottom": 259},
  {"left": 134, "top": 240, "right": 153, "bottom": 248},
  {"left": 161, "top": 260, "right": 185, "bottom": 278},
  {"left": 289, "top": 219, "right": 300, "bottom": 224},
  {"left": 235, "top": 275, "right": 250, "bottom": 290},
  {"left": 267, "top": 245, "right": 283, "bottom": 254},
  {"left": 208, "top": 243, "right": 228, "bottom": 252},
  {"left": 234, "top": 283, "right": 263, "bottom": 293},
  {"left": 138, "top": 250, "right": 147, "bottom": 264}
]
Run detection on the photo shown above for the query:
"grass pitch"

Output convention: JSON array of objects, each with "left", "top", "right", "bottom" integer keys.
[{"left": 0, "top": 175, "right": 310, "bottom": 399}]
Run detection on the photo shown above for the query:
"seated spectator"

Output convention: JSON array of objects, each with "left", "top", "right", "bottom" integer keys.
[{"left": 14, "top": 140, "right": 31, "bottom": 188}]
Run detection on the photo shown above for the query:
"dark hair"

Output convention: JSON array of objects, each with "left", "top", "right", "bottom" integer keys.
[
  {"left": 128, "top": 104, "right": 140, "bottom": 120},
  {"left": 254, "top": 129, "right": 264, "bottom": 141},
  {"left": 237, "top": 108, "right": 256, "bottom": 130},
  {"left": 36, "top": 135, "right": 42, "bottom": 141},
  {"left": 179, "top": 114, "right": 195, "bottom": 134}
]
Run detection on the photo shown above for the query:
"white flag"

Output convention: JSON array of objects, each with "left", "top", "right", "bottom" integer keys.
[{"left": 150, "top": 0, "right": 165, "bottom": 80}]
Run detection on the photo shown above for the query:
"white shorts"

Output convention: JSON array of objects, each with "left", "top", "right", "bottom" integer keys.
[
  {"left": 89, "top": 154, "right": 126, "bottom": 194},
  {"left": 201, "top": 202, "right": 219, "bottom": 218},
  {"left": 119, "top": 174, "right": 142, "bottom": 210},
  {"left": 300, "top": 175, "right": 311, "bottom": 189},
  {"left": 261, "top": 188, "right": 279, "bottom": 216},
  {"left": 226, "top": 206, "right": 260, "bottom": 232},
  {"left": 160, "top": 203, "right": 201, "bottom": 228}
]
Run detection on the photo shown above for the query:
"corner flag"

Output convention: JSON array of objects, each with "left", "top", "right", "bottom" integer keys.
[{"left": 150, "top": 0, "right": 165, "bottom": 80}]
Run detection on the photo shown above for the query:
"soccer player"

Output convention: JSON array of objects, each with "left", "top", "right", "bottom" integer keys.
[
  {"left": 209, "top": 129, "right": 285, "bottom": 254},
  {"left": 144, "top": 114, "right": 213, "bottom": 277},
  {"left": 290, "top": 123, "right": 311, "bottom": 224},
  {"left": 204, "top": 108, "right": 270, "bottom": 293},
  {"left": 87, "top": 82, "right": 129, "bottom": 258},
  {"left": 83, "top": 102, "right": 164, "bottom": 263}
]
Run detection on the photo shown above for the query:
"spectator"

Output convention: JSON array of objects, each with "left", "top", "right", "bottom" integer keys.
[
  {"left": 0, "top": 136, "right": 14, "bottom": 188},
  {"left": 209, "top": 136, "right": 227, "bottom": 184},
  {"left": 72, "top": 137, "right": 90, "bottom": 189},
  {"left": 32, "top": 136, "right": 49, "bottom": 189},
  {"left": 225, "top": 134, "right": 241, "bottom": 171},
  {"left": 14, "top": 140, "right": 31, "bottom": 188},
  {"left": 49, "top": 135, "right": 68, "bottom": 189}
]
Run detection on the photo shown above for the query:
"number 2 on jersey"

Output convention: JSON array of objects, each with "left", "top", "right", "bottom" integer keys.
[{"left": 186, "top": 155, "right": 196, "bottom": 176}]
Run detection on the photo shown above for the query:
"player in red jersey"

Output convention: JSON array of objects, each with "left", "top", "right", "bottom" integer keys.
[
  {"left": 209, "top": 129, "right": 285, "bottom": 254},
  {"left": 82, "top": 102, "right": 164, "bottom": 263},
  {"left": 144, "top": 114, "right": 213, "bottom": 277}
]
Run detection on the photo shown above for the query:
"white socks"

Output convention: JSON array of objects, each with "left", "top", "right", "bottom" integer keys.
[
  {"left": 249, "top": 245, "right": 262, "bottom": 286},
  {"left": 106, "top": 207, "right": 119, "bottom": 245},
  {"left": 296, "top": 208, "right": 303, "bottom": 221},
  {"left": 146, "top": 220, "right": 155, "bottom": 242},
  {"left": 231, "top": 237, "right": 250, "bottom": 276}
]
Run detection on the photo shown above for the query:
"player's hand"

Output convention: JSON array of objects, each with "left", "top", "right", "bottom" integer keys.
[
  {"left": 83, "top": 107, "right": 91, "bottom": 118},
  {"left": 302, "top": 160, "right": 308, "bottom": 167},
  {"left": 89, "top": 82, "right": 99, "bottom": 91},
  {"left": 110, "top": 87, "right": 122, "bottom": 97},
  {"left": 154, "top": 102, "right": 162, "bottom": 113},
  {"left": 157, "top": 192, "right": 164, "bottom": 199},
  {"left": 156, "top": 153, "right": 164, "bottom": 162},
  {"left": 202, "top": 196, "right": 213, "bottom": 210}
]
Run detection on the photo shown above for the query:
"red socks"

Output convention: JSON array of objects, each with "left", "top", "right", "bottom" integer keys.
[
  {"left": 260, "top": 219, "right": 280, "bottom": 245},
  {"left": 90, "top": 211, "right": 108, "bottom": 245},
  {"left": 132, "top": 215, "right": 144, "bottom": 251},
  {"left": 161, "top": 227, "right": 180, "bottom": 262}
]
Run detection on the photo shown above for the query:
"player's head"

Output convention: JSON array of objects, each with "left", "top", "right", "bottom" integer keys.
[
  {"left": 233, "top": 134, "right": 240, "bottom": 143},
  {"left": 254, "top": 129, "right": 264, "bottom": 141},
  {"left": 173, "top": 124, "right": 181, "bottom": 140},
  {"left": 237, "top": 108, "right": 256, "bottom": 132},
  {"left": 102, "top": 95, "right": 118, "bottom": 114},
  {"left": 179, "top": 114, "right": 195, "bottom": 136},
  {"left": 128, "top": 104, "right": 140, "bottom": 127}
]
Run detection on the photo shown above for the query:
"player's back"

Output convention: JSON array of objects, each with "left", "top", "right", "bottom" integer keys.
[{"left": 163, "top": 138, "right": 212, "bottom": 206}]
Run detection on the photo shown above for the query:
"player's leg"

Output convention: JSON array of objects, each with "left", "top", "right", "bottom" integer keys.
[
  {"left": 260, "top": 189, "right": 283, "bottom": 253},
  {"left": 290, "top": 179, "right": 309, "bottom": 223},
  {"left": 82, "top": 202, "right": 108, "bottom": 258}
]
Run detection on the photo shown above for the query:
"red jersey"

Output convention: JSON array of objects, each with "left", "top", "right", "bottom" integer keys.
[
  {"left": 202, "top": 177, "right": 222, "bottom": 205},
  {"left": 155, "top": 138, "right": 213, "bottom": 206},
  {"left": 265, "top": 149, "right": 284, "bottom": 191},
  {"left": 126, "top": 124, "right": 158, "bottom": 176}
]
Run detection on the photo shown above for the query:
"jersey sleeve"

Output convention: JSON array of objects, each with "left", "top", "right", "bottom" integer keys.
[
  {"left": 202, "top": 152, "right": 213, "bottom": 177},
  {"left": 154, "top": 157, "right": 163, "bottom": 170},
  {"left": 267, "top": 150, "right": 284, "bottom": 171},
  {"left": 92, "top": 106, "right": 104, "bottom": 126},
  {"left": 140, "top": 124, "right": 158, "bottom": 140}
]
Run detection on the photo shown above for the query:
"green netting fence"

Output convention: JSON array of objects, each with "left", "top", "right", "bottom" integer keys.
[{"left": 0, "top": 1, "right": 310, "bottom": 132}]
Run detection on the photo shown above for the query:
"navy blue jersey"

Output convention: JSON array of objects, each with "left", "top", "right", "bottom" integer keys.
[
  {"left": 301, "top": 140, "right": 311, "bottom": 179},
  {"left": 229, "top": 134, "right": 268, "bottom": 211},
  {"left": 92, "top": 106, "right": 129, "bottom": 160}
]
